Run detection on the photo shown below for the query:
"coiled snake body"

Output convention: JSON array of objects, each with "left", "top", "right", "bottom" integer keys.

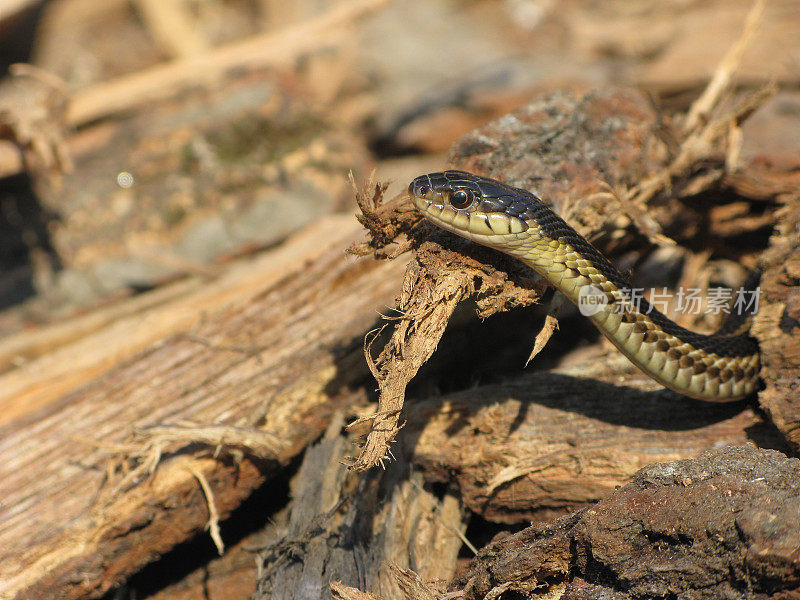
[{"left": 409, "top": 170, "right": 759, "bottom": 401}]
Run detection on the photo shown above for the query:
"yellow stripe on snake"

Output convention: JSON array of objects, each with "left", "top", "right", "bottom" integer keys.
[{"left": 409, "top": 170, "right": 759, "bottom": 401}]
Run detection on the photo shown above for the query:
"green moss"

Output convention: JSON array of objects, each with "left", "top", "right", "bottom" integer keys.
[
  {"left": 204, "top": 114, "right": 327, "bottom": 165},
  {"left": 163, "top": 204, "right": 188, "bottom": 226}
]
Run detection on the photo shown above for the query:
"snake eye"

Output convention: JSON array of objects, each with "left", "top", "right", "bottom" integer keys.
[
  {"left": 417, "top": 185, "right": 429, "bottom": 196},
  {"left": 450, "top": 189, "right": 473, "bottom": 209}
]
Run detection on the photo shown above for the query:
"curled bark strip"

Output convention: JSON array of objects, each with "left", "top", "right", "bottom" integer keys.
[
  {"left": 349, "top": 227, "right": 545, "bottom": 471},
  {"left": 526, "top": 294, "right": 564, "bottom": 367},
  {"left": 349, "top": 258, "right": 473, "bottom": 470}
]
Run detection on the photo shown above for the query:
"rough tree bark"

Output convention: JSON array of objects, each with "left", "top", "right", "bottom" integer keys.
[{"left": 452, "top": 446, "right": 800, "bottom": 600}]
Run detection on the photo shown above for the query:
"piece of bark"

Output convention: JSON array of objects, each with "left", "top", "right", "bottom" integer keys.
[
  {"left": 406, "top": 345, "right": 787, "bottom": 524},
  {"left": 254, "top": 418, "right": 464, "bottom": 600},
  {"left": 752, "top": 185, "right": 800, "bottom": 450},
  {"left": 453, "top": 445, "right": 800, "bottom": 600},
  {"left": 449, "top": 87, "right": 666, "bottom": 243},
  {"left": 721, "top": 105, "right": 800, "bottom": 453},
  {"left": 0, "top": 214, "right": 409, "bottom": 600}
]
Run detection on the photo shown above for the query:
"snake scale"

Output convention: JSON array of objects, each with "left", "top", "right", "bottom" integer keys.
[{"left": 408, "top": 170, "right": 760, "bottom": 401}]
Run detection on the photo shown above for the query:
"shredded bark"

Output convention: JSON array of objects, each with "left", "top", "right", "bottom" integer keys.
[
  {"left": 0, "top": 64, "right": 71, "bottom": 176},
  {"left": 348, "top": 237, "right": 544, "bottom": 470},
  {"left": 753, "top": 186, "right": 800, "bottom": 450}
]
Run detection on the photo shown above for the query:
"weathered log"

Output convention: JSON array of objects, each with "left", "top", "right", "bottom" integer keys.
[
  {"left": 0, "top": 214, "right": 408, "bottom": 600},
  {"left": 0, "top": 216, "right": 368, "bottom": 424},
  {"left": 254, "top": 418, "right": 465, "bottom": 600},
  {"left": 405, "top": 346, "right": 788, "bottom": 524}
]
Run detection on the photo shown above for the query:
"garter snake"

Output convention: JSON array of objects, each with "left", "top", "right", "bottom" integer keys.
[{"left": 408, "top": 170, "right": 760, "bottom": 401}]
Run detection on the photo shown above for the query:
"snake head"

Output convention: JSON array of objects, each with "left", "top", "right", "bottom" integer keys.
[{"left": 408, "top": 170, "right": 530, "bottom": 240}]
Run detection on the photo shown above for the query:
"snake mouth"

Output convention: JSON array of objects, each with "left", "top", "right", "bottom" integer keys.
[{"left": 408, "top": 177, "right": 528, "bottom": 239}]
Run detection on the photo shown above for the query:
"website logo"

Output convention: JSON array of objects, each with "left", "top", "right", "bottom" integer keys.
[{"left": 577, "top": 285, "right": 608, "bottom": 316}]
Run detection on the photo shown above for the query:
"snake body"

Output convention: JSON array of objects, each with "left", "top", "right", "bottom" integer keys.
[{"left": 408, "top": 170, "right": 760, "bottom": 401}]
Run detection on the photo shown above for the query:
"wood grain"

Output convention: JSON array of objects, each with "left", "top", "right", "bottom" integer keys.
[{"left": 0, "top": 214, "right": 408, "bottom": 600}]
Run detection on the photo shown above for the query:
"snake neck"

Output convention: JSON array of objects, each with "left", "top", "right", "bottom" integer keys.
[{"left": 508, "top": 227, "right": 759, "bottom": 402}]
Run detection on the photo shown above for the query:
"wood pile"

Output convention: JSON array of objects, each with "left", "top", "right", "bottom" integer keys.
[{"left": 0, "top": 1, "right": 798, "bottom": 599}]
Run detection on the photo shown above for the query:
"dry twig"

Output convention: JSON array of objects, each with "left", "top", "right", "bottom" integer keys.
[
  {"left": 683, "top": 0, "right": 766, "bottom": 133},
  {"left": 187, "top": 462, "right": 224, "bottom": 555}
]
